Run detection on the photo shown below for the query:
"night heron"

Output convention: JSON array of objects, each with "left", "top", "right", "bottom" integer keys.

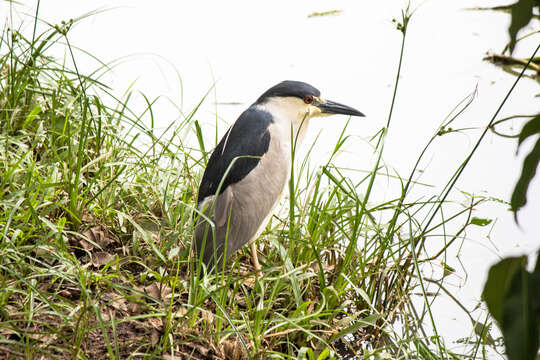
[{"left": 194, "top": 80, "right": 364, "bottom": 274}]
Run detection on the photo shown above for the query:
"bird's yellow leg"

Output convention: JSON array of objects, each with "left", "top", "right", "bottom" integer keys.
[{"left": 250, "top": 242, "right": 262, "bottom": 278}]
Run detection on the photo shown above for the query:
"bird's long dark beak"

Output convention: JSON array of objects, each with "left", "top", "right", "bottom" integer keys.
[{"left": 317, "top": 99, "right": 365, "bottom": 117}]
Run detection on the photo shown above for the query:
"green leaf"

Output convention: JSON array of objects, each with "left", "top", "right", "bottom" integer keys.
[
  {"left": 298, "top": 347, "right": 315, "bottom": 360},
  {"left": 502, "top": 266, "right": 539, "bottom": 360},
  {"left": 194, "top": 120, "right": 207, "bottom": 166},
  {"left": 511, "top": 137, "right": 540, "bottom": 215},
  {"left": 530, "top": 250, "right": 540, "bottom": 327},
  {"left": 518, "top": 114, "right": 540, "bottom": 147},
  {"left": 532, "top": 249, "right": 540, "bottom": 306},
  {"left": 317, "top": 348, "right": 331, "bottom": 360},
  {"left": 482, "top": 256, "right": 525, "bottom": 324},
  {"left": 508, "top": 0, "right": 538, "bottom": 53},
  {"left": 22, "top": 104, "right": 42, "bottom": 129},
  {"left": 470, "top": 217, "right": 493, "bottom": 226},
  {"left": 484, "top": 253, "right": 540, "bottom": 360}
]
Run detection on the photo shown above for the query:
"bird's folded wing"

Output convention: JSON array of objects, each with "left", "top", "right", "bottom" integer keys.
[{"left": 214, "top": 186, "right": 234, "bottom": 227}]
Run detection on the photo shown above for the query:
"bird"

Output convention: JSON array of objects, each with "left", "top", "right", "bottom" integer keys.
[{"left": 194, "top": 80, "right": 364, "bottom": 274}]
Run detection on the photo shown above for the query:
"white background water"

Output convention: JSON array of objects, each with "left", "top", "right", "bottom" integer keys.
[{"left": 3, "top": 0, "right": 539, "bottom": 353}]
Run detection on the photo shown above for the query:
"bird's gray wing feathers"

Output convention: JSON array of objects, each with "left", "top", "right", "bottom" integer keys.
[
  {"left": 194, "top": 106, "right": 274, "bottom": 272},
  {"left": 214, "top": 186, "right": 234, "bottom": 227}
]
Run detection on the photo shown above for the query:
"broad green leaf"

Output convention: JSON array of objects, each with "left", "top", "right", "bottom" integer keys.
[
  {"left": 532, "top": 249, "right": 540, "bottom": 304},
  {"left": 511, "top": 137, "right": 540, "bottom": 214},
  {"left": 518, "top": 114, "right": 540, "bottom": 147},
  {"left": 502, "top": 266, "right": 539, "bottom": 360},
  {"left": 484, "top": 253, "right": 540, "bottom": 360},
  {"left": 508, "top": 0, "right": 538, "bottom": 53},
  {"left": 482, "top": 256, "right": 526, "bottom": 324}
]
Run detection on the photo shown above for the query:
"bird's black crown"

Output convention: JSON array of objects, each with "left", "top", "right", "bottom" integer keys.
[{"left": 255, "top": 80, "right": 320, "bottom": 104}]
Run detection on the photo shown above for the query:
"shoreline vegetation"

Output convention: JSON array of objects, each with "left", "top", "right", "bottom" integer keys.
[{"left": 0, "top": 4, "right": 516, "bottom": 360}]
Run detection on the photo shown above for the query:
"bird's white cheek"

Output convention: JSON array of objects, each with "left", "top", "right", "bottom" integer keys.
[
  {"left": 308, "top": 106, "right": 325, "bottom": 118},
  {"left": 302, "top": 106, "right": 313, "bottom": 118}
]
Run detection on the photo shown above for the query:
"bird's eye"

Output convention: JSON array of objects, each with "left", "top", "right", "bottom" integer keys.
[{"left": 304, "top": 95, "right": 314, "bottom": 104}]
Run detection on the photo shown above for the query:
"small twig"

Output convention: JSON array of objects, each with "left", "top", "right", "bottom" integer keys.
[
  {"left": 489, "top": 114, "right": 537, "bottom": 138},
  {"left": 483, "top": 53, "right": 540, "bottom": 73}
]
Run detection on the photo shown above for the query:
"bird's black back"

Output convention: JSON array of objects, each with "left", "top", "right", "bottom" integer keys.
[{"left": 197, "top": 107, "right": 273, "bottom": 204}]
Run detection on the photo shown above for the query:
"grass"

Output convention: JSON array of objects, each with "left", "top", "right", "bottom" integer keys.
[{"left": 0, "top": 4, "right": 506, "bottom": 360}]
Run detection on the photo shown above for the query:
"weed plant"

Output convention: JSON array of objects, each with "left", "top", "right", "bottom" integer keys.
[{"left": 0, "top": 4, "right": 502, "bottom": 360}]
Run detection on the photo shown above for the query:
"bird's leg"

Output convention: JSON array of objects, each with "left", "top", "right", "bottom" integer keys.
[{"left": 250, "top": 242, "right": 262, "bottom": 278}]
